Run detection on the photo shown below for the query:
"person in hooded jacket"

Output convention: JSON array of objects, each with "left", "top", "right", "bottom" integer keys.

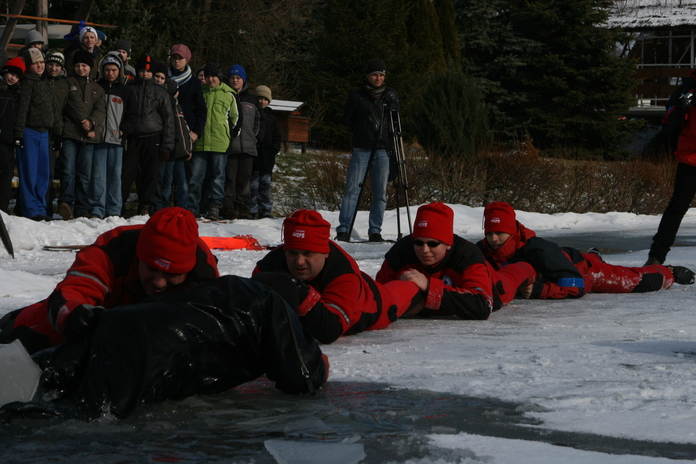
[
  {"left": 223, "top": 64, "right": 263, "bottom": 219},
  {"left": 57, "top": 49, "right": 106, "bottom": 220},
  {"left": 94, "top": 52, "right": 137, "bottom": 218},
  {"left": 478, "top": 202, "right": 695, "bottom": 300},
  {"left": 0, "top": 57, "right": 23, "bottom": 213},
  {"left": 14, "top": 48, "right": 63, "bottom": 221},
  {"left": 121, "top": 54, "right": 175, "bottom": 216},
  {"left": 376, "top": 202, "right": 537, "bottom": 319},
  {"left": 188, "top": 62, "right": 238, "bottom": 219}
]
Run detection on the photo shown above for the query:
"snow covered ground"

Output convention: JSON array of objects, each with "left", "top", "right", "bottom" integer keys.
[{"left": 2, "top": 205, "right": 696, "bottom": 463}]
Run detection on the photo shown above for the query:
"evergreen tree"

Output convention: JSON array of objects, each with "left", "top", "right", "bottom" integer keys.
[
  {"left": 411, "top": 67, "right": 492, "bottom": 160},
  {"left": 434, "top": 0, "right": 461, "bottom": 64},
  {"left": 455, "top": 0, "right": 638, "bottom": 155}
]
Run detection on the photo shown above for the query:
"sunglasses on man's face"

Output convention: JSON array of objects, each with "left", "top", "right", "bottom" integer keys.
[{"left": 413, "top": 239, "right": 442, "bottom": 248}]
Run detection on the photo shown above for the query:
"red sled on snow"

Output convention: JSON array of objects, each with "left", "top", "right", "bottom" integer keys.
[{"left": 199, "top": 235, "right": 268, "bottom": 251}]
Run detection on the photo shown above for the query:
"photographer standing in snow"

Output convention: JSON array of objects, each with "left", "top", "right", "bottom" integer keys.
[{"left": 335, "top": 59, "right": 399, "bottom": 243}]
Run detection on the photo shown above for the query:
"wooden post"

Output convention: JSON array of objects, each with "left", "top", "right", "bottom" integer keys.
[
  {"left": 0, "top": 0, "right": 28, "bottom": 53},
  {"left": 35, "top": 0, "right": 48, "bottom": 42}
]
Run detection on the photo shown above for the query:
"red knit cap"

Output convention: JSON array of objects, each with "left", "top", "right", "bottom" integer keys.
[
  {"left": 283, "top": 209, "right": 331, "bottom": 253},
  {"left": 483, "top": 202, "right": 517, "bottom": 234},
  {"left": 136, "top": 207, "right": 199, "bottom": 273},
  {"left": 413, "top": 202, "right": 454, "bottom": 245}
]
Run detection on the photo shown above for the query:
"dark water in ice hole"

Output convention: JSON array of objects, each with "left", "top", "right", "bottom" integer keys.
[{"left": 1, "top": 380, "right": 695, "bottom": 463}]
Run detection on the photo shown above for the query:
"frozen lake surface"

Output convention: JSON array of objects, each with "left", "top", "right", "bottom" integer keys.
[{"left": 1, "top": 205, "right": 696, "bottom": 463}]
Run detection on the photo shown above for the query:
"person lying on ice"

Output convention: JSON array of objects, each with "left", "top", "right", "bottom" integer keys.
[
  {"left": 252, "top": 209, "right": 423, "bottom": 344},
  {"left": 0, "top": 207, "right": 219, "bottom": 354},
  {"left": 2, "top": 275, "right": 329, "bottom": 420},
  {"left": 375, "top": 202, "right": 536, "bottom": 319},
  {"left": 477, "top": 201, "right": 695, "bottom": 300}
]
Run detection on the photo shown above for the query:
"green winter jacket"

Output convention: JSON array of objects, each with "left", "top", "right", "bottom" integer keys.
[{"left": 193, "top": 82, "right": 238, "bottom": 153}]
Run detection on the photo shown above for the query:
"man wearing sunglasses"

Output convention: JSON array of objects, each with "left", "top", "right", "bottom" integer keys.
[{"left": 376, "top": 202, "right": 536, "bottom": 319}]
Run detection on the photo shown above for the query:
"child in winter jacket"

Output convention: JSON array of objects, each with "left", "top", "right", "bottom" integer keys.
[
  {"left": 14, "top": 48, "right": 63, "bottom": 220},
  {"left": 188, "top": 62, "right": 238, "bottom": 220},
  {"left": 57, "top": 49, "right": 105, "bottom": 219},
  {"left": 250, "top": 85, "right": 281, "bottom": 218},
  {"left": 122, "top": 54, "right": 175, "bottom": 216},
  {"left": 94, "top": 52, "right": 137, "bottom": 218}
]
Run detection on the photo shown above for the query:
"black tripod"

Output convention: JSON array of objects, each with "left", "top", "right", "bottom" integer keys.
[{"left": 389, "top": 108, "right": 412, "bottom": 239}]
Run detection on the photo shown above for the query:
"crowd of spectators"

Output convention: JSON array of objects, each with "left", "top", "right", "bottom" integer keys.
[{"left": 0, "top": 26, "right": 281, "bottom": 221}]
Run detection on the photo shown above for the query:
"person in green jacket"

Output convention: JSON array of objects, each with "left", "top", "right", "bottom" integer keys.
[{"left": 187, "top": 62, "right": 238, "bottom": 220}]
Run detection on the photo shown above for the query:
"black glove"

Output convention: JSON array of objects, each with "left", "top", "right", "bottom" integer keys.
[
  {"left": 293, "top": 278, "right": 310, "bottom": 303},
  {"left": 14, "top": 138, "right": 23, "bottom": 149},
  {"left": 678, "top": 92, "right": 694, "bottom": 111},
  {"left": 62, "top": 304, "right": 106, "bottom": 337},
  {"left": 53, "top": 137, "right": 62, "bottom": 151}
]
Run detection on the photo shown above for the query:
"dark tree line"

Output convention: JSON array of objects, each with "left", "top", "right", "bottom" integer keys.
[{"left": 22, "top": 0, "right": 638, "bottom": 156}]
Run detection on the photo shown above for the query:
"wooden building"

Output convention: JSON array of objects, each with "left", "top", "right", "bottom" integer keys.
[
  {"left": 608, "top": 0, "right": 696, "bottom": 118},
  {"left": 269, "top": 100, "right": 310, "bottom": 153}
]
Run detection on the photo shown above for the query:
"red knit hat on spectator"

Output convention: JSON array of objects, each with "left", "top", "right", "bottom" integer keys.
[
  {"left": 413, "top": 202, "right": 454, "bottom": 246},
  {"left": 1, "top": 57, "right": 25, "bottom": 78},
  {"left": 136, "top": 207, "right": 199, "bottom": 273},
  {"left": 283, "top": 210, "right": 331, "bottom": 253},
  {"left": 483, "top": 201, "right": 518, "bottom": 235}
]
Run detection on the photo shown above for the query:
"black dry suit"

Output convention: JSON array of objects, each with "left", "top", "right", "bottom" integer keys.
[{"left": 4, "top": 275, "right": 327, "bottom": 420}]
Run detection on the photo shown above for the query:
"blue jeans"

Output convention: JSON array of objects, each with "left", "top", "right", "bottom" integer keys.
[
  {"left": 337, "top": 148, "right": 389, "bottom": 235},
  {"left": 57, "top": 138, "right": 80, "bottom": 207},
  {"left": 16, "top": 127, "right": 50, "bottom": 218},
  {"left": 250, "top": 170, "right": 272, "bottom": 217},
  {"left": 90, "top": 143, "right": 122, "bottom": 218},
  {"left": 157, "top": 158, "right": 188, "bottom": 211},
  {"left": 75, "top": 143, "right": 98, "bottom": 217},
  {"left": 188, "top": 152, "right": 227, "bottom": 216}
]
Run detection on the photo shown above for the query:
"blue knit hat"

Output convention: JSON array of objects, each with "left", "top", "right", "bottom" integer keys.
[{"left": 227, "top": 64, "right": 246, "bottom": 83}]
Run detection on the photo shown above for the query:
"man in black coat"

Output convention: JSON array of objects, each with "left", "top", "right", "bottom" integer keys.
[
  {"left": 335, "top": 59, "right": 399, "bottom": 243},
  {"left": 3, "top": 275, "right": 329, "bottom": 420}
]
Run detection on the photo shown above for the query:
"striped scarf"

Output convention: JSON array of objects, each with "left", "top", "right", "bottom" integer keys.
[{"left": 169, "top": 65, "right": 192, "bottom": 86}]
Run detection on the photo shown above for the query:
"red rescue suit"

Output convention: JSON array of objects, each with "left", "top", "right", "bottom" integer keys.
[
  {"left": 1, "top": 225, "right": 219, "bottom": 353},
  {"left": 254, "top": 241, "right": 422, "bottom": 344},
  {"left": 478, "top": 222, "right": 674, "bottom": 299}
]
